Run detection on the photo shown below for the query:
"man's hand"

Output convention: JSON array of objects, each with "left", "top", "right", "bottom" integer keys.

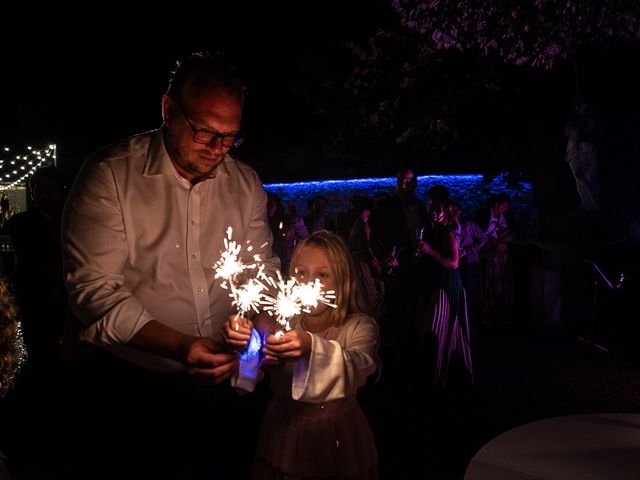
[{"left": 182, "top": 337, "right": 238, "bottom": 385}]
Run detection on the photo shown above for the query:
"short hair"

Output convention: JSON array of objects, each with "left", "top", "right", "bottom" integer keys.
[
  {"left": 396, "top": 167, "right": 416, "bottom": 182},
  {"left": 427, "top": 184, "right": 450, "bottom": 202},
  {"left": 308, "top": 195, "right": 328, "bottom": 211},
  {"left": 0, "top": 276, "right": 25, "bottom": 398},
  {"left": 350, "top": 195, "right": 372, "bottom": 215},
  {"left": 289, "top": 231, "right": 363, "bottom": 326},
  {"left": 29, "top": 165, "right": 65, "bottom": 192},
  {"left": 166, "top": 51, "right": 246, "bottom": 104},
  {"left": 490, "top": 193, "right": 510, "bottom": 206},
  {"left": 267, "top": 193, "right": 284, "bottom": 218}
]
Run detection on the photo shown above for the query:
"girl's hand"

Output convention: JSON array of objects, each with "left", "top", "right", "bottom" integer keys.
[
  {"left": 383, "top": 255, "right": 398, "bottom": 268},
  {"left": 263, "top": 330, "right": 312, "bottom": 360},
  {"left": 222, "top": 314, "right": 254, "bottom": 351}
]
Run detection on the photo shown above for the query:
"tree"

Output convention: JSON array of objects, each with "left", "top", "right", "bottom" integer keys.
[
  {"left": 335, "top": 0, "right": 639, "bottom": 205},
  {"left": 393, "top": 0, "right": 639, "bottom": 70},
  {"left": 338, "top": 28, "right": 510, "bottom": 174},
  {"left": 393, "top": 0, "right": 640, "bottom": 210}
]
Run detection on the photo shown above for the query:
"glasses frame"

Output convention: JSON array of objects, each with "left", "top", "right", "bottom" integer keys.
[{"left": 175, "top": 101, "right": 244, "bottom": 149}]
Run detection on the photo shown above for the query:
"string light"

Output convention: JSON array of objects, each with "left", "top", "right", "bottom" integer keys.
[{"left": 0, "top": 144, "right": 56, "bottom": 191}]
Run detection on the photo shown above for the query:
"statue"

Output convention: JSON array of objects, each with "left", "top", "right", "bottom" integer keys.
[{"left": 565, "top": 97, "right": 600, "bottom": 211}]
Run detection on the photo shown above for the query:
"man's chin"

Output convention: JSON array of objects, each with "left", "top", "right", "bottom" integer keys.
[{"left": 197, "top": 156, "right": 224, "bottom": 172}]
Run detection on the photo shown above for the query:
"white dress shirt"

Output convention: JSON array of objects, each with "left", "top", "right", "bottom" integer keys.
[
  {"left": 486, "top": 212, "right": 509, "bottom": 239},
  {"left": 62, "top": 129, "right": 279, "bottom": 372}
]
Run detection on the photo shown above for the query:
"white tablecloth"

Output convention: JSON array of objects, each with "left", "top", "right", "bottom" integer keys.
[{"left": 465, "top": 413, "right": 640, "bottom": 480}]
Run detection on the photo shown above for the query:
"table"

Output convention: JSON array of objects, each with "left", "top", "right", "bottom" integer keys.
[{"left": 465, "top": 413, "right": 640, "bottom": 480}]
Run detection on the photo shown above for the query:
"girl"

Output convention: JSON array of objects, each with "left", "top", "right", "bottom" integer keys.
[{"left": 225, "top": 230, "right": 380, "bottom": 479}]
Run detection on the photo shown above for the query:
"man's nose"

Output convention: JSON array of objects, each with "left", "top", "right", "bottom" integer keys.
[{"left": 207, "top": 136, "right": 226, "bottom": 152}]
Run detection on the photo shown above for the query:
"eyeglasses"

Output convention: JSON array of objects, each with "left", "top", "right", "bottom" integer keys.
[{"left": 175, "top": 101, "right": 244, "bottom": 148}]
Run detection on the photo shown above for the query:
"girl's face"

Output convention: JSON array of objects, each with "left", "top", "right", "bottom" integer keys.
[
  {"left": 360, "top": 208, "right": 371, "bottom": 224},
  {"left": 432, "top": 207, "right": 445, "bottom": 224},
  {"left": 292, "top": 244, "right": 336, "bottom": 319}
]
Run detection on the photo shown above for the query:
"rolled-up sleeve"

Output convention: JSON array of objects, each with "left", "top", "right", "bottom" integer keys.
[{"left": 62, "top": 158, "right": 153, "bottom": 346}]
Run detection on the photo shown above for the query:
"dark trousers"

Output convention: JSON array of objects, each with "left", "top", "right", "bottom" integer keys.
[{"left": 58, "top": 348, "right": 268, "bottom": 479}]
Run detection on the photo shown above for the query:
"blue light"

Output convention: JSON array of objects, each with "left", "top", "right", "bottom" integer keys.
[
  {"left": 239, "top": 328, "right": 262, "bottom": 362},
  {"left": 264, "top": 174, "right": 536, "bottom": 238}
]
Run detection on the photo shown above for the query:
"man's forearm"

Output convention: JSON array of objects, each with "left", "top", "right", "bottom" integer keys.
[{"left": 127, "top": 320, "right": 190, "bottom": 363}]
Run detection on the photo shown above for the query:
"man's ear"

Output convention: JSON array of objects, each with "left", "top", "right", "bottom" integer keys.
[{"left": 161, "top": 95, "right": 173, "bottom": 125}]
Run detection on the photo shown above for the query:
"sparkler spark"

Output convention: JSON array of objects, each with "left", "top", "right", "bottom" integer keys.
[
  {"left": 260, "top": 271, "right": 337, "bottom": 332},
  {"left": 212, "top": 227, "right": 265, "bottom": 317},
  {"left": 213, "top": 227, "right": 257, "bottom": 282},
  {"left": 212, "top": 226, "right": 337, "bottom": 338}
]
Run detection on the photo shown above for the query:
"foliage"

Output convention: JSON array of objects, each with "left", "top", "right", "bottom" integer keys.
[
  {"left": 331, "top": 0, "right": 639, "bottom": 176},
  {"left": 393, "top": 0, "right": 640, "bottom": 69},
  {"left": 336, "top": 28, "right": 508, "bottom": 173}
]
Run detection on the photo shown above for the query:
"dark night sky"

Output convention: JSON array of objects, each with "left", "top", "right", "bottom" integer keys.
[
  {"left": 2, "top": 5, "right": 639, "bottom": 196},
  {"left": 1, "top": 3, "right": 393, "bottom": 177}
]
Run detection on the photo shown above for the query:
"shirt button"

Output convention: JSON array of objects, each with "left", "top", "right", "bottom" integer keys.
[
  {"left": 192, "top": 254, "right": 197, "bottom": 259},
  {"left": 175, "top": 244, "right": 180, "bottom": 248},
  {"left": 191, "top": 220, "right": 196, "bottom": 225},
  {"left": 198, "top": 287, "right": 204, "bottom": 293}
]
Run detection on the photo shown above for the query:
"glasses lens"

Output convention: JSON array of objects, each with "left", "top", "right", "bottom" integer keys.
[
  {"left": 193, "top": 132, "right": 243, "bottom": 148},
  {"left": 225, "top": 136, "right": 243, "bottom": 148}
]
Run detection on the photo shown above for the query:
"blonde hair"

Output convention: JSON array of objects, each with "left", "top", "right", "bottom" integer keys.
[
  {"left": 0, "top": 275, "right": 25, "bottom": 397},
  {"left": 289, "top": 230, "right": 363, "bottom": 326}
]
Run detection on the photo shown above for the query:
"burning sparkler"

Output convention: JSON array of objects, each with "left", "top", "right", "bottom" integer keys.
[
  {"left": 260, "top": 271, "right": 337, "bottom": 333},
  {"left": 212, "top": 226, "right": 337, "bottom": 342},
  {"left": 212, "top": 227, "right": 265, "bottom": 318}
]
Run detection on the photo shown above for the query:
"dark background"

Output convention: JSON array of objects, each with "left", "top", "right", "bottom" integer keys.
[
  {"left": 2, "top": 3, "right": 639, "bottom": 218},
  {"left": 1, "top": 3, "right": 391, "bottom": 174}
]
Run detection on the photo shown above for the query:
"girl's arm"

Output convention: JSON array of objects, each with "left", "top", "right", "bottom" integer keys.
[{"left": 290, "top": 315, "right": 380, "bottom": 403}]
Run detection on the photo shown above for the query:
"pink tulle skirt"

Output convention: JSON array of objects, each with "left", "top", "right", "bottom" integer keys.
[{"left": 252, "top": 394, "right": 378, "bottom": 479}]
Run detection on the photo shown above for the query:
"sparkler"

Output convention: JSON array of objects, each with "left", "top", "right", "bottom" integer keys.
[
  {"left": 212, "top": 226, "right": 337, "bottom": 342},
  {"left": 260, "top": 271, "right": 337, "bottom": 333},
  {"left": 212, "top": 227, "right": 265, "bottom": 318}
]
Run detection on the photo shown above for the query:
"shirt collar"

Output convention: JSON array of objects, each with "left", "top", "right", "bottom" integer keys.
[
  {"left": 143, "top": 128, "right": 233, "bottom": 182},
  {"left": 143, "top": 129, "right": 176, "bottom": 177}
]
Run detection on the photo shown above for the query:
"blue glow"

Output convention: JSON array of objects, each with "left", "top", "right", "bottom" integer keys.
[
  {"left": 239, "top": 328, "right": 262, "bottom": 362},
  {"left": 264, "top": 174, "right": 536, "bottom": 238},
  {"left": 265, "top": 174, "right": 483, "bottom": 188}
]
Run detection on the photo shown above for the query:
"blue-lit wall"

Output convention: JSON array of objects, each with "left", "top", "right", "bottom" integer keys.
[{"left": 265, "top": 174, "right": 537, "bottom": 239}]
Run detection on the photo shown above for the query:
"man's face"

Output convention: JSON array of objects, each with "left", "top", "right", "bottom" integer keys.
[
  {"left": 163, "top": 90, "right": 242, "bottom": 183},
  {"left": 498, "top": 202, "right": 510, "bottom": 215},
  {"left": 397, "top": 170, "right": 416, "bottom": 194}
]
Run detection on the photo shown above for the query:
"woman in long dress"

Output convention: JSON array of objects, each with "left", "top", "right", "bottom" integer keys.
[{"left": 418, "top": 199, "right": 473, "bottom": 387}]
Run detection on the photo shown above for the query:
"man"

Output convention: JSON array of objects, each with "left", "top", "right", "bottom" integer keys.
[
  {"left": 62, "top": 52, "right": 278, "bottom": 477},
  {"left": 7, "top": 166, "right": 67, "bottom": 381},
  {"left": 370, "top": 168, "right": 428, "bottom": 379},
  {"left": 371, "top": 168, "right": 428, "bottom": 279},
  {"left": 474, "top": 193, "right": 516, "bottom": 327}
]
